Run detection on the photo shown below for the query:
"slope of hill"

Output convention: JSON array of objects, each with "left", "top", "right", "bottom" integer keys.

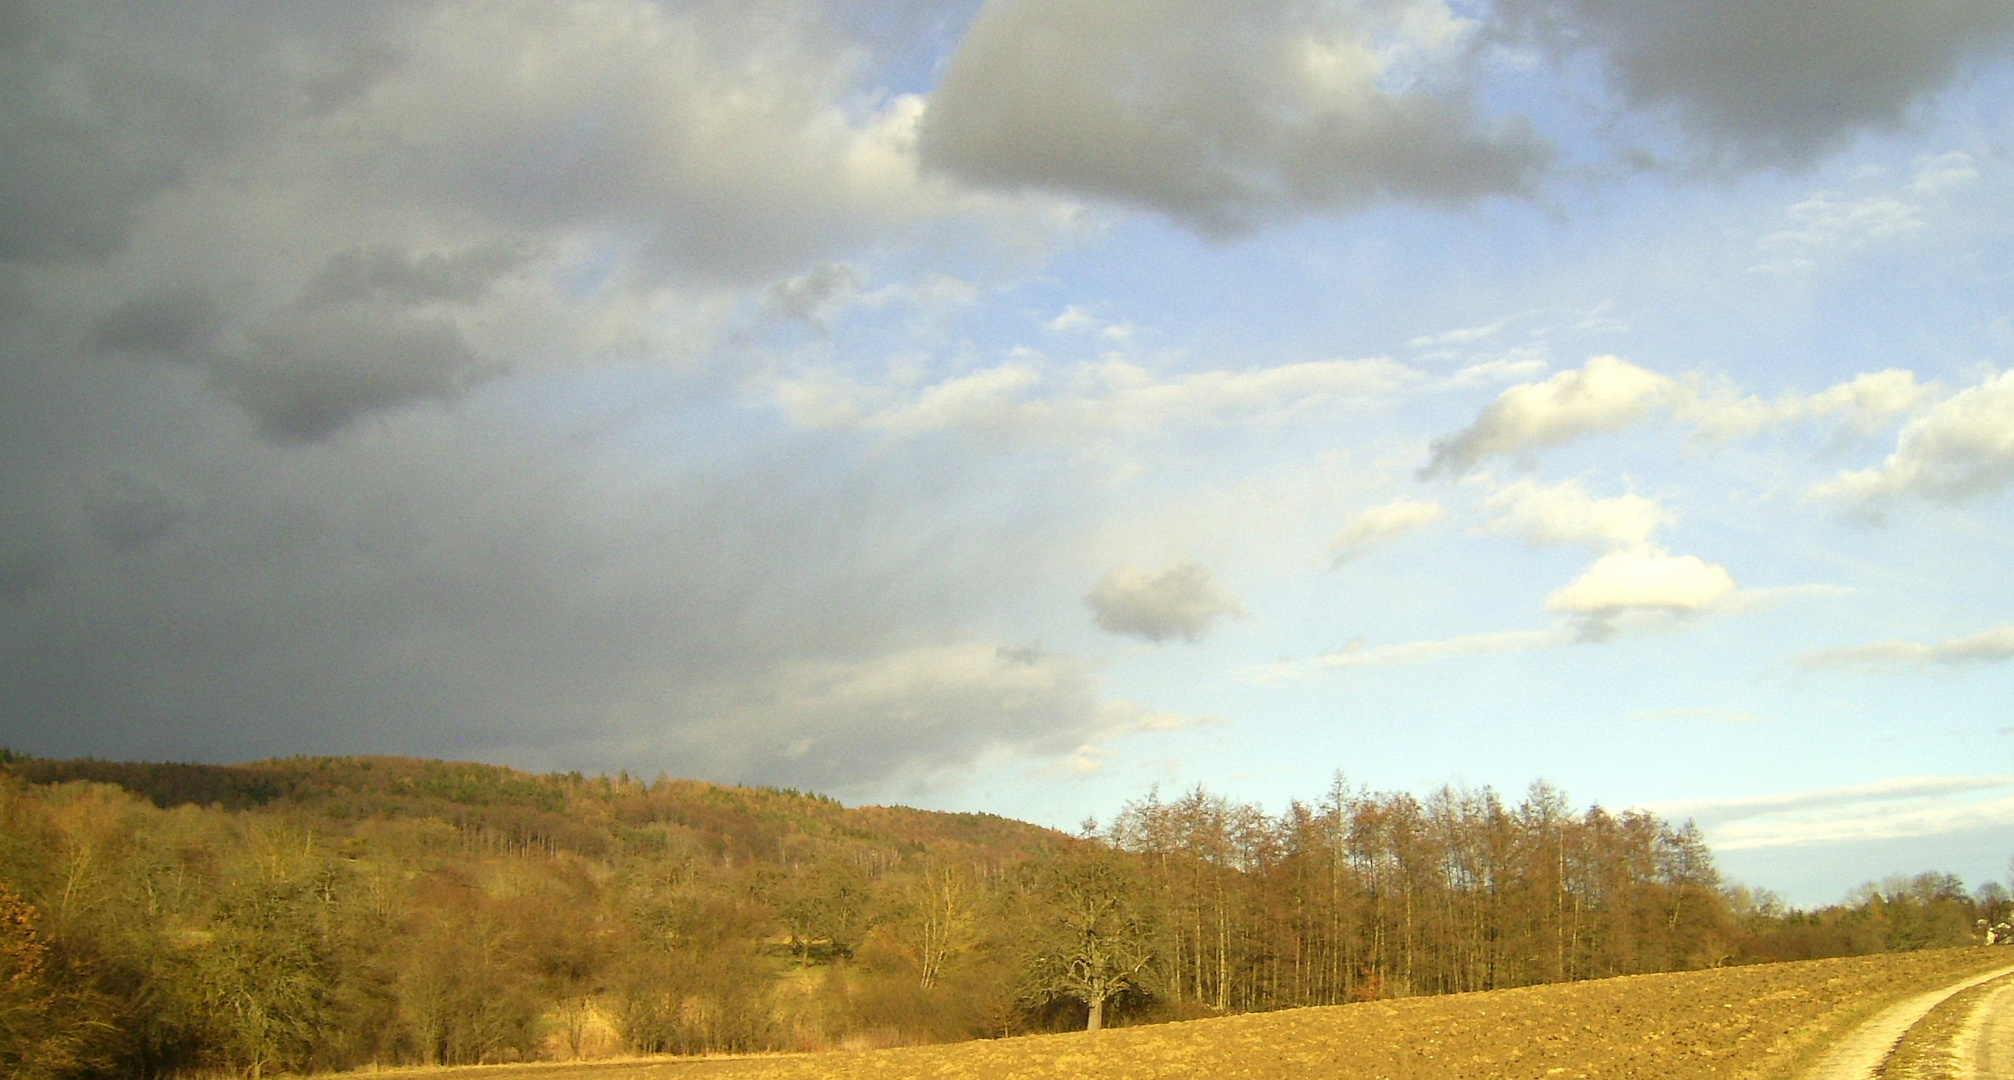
[
  {"left": 0, "top": 753, "right": 2000, "bottom": 1078},
  {"left": 1, "top": 753, "right": 1071, "bottom": 862},
  {"left": 367, "top": 949, "right": 2014, "bottom": 1080}
]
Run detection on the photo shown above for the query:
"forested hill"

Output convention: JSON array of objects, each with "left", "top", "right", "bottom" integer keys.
[
  {"left": 0, "top": 754, "right": 2000, "bottom": 1080},
  {"left": 0, "top": 752, "right": 1071, "bottom": 863}
]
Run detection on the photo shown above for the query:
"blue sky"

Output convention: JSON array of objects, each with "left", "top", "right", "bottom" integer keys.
[{"left": 2, "top": 0, "right": 2013, "bottom": 905}]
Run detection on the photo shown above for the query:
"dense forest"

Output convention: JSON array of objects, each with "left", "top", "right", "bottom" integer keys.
[{"left": 0, "top": 753, "right": 2005, "bottom": 1078}]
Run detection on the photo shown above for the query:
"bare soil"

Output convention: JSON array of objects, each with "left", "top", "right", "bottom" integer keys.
[{"left": 362, "top": 949, "right": 2012, "bottom": 1080}]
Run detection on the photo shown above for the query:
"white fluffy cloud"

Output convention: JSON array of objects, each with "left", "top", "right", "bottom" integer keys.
[
  {"left": 1684, "top": 369, "right": 1934, "bottom": 443},
  {"left": 1427, "top": 357, "right": 1935, "bottom": 474},
  {"left": 1423, "top": 355, "right": 1676, "bottom": 476},
  {"left": 1477, "top": 478, "right": 1668, "bottom": 551},
  {"left": 918, "top": 0, "right": 1549, "bottom": 234},
  {"left": 1813, "top": 370, "right": 2014, "bottom": 504},
  {"left": 1544, "top": 548, "right": 1737, "bottom": 621},
  {"left": 1797, "top": 625, "right": 2014, "bottom": 671},
  {"left": 1330, "top": 499, "right": 1444, "bottom": 564},
  {"left": 1085, "top": 561, "right": 1245, "bottom": 643}
]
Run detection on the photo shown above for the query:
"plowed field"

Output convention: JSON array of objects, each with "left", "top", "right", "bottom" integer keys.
[{"left": 370, "top": 948, "right": 2012, "bottom": 1080}]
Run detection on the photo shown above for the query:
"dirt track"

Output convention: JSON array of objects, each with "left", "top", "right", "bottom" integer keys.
[
  {"left": 1805, "top": 964, "right": 2014, "bottom": 1079},
  {"left": 1959, "top": 976, "right": 2014, "bottom": 1079},
  {"left": 1879, "top": 966, "right": 2014, "bottom": 1080},
  {"left": 363, "top": 949, "right": 2013, "bottom": 1080}
]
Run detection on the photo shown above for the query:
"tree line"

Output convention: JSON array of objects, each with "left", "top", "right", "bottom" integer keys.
[{"left": 0, "top": 754, "right": 2004, "bottom": 1077}]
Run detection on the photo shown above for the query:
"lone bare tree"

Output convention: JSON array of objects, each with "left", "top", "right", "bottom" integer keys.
[{"left": 1024, "top": 849, "right": 1155, "bottom": 1031}]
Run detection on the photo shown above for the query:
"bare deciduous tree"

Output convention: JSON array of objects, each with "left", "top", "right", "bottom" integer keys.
[{"left": 1023, "top": 850, "right": 1155, "bottom": 1031}]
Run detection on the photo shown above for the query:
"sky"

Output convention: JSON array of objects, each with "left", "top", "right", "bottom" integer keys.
[{"left": 2, "top": 0, "right": 2013, "bottom": 907}]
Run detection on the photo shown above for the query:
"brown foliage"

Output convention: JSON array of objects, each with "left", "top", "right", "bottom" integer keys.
[
  {"left": 0, "top": 754, "right": 1992, "bottom": 1077},
  {"left": 0, "top": 880, "right": 112, "bottom": 1078}
]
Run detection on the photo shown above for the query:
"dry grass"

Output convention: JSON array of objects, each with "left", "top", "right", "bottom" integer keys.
[{"left": 357, "top": 949, "right": 2010, "bottom": 1080}]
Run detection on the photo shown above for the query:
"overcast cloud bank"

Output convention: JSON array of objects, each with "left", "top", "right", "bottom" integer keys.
[{"left": 2, "top": 0, "right": 2011, "bottom": 892}]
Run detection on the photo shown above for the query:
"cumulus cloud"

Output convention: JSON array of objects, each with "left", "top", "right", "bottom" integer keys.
[
  {"left": 1496, "top": 0, "right": 2014, "bottom": 166},
  {"left": 1085, "top": 561, "right": 1245, "bottom": 643},
  {"left": 1422, "top": 355, "right": 1676, "bottom": 477},
  {"left": 1544, "top": 547, "right": 1737, "bottom": 636},
  {"left": 1684, "top": 369, "right": 1934, "bottom": 443},
  {"left": 777, "top": 355, "right": 1420, "bottom": 444},
  {"left": 1812, "top": 370, "right": 2014, "bottom": 504},
  {"left": 1796, "top": 625, "right": 2014, "bottom": 672},
  {"left": 1330, "top": 499, "right": 1444, "bottom": 564},
  {"left": 1427, "top": 358, "right": 1936, "bottom": 474},
  {"left": 1259, "top": 542, "right": 1832, "bottom": 677},
  {"left": 213, "top": 306, "right": 499, "bottom": 442},
  {"left": 311, "top": 1, "right": 938, "bottom": 281},
  {"left": 918, "top": 0, "right": 1550, "bottom": 234},
  {"left": 1047, "top": 305, "right": 1096, "bottom": 333},
  {"left": 6, "top": 0, "right": 979, "bottom": 439},
  {"left": 1477, "top": 478, "right": 1668, "bottom": 551}
]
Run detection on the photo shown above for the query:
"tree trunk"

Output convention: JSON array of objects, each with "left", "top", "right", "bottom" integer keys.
[{"left": 1087, "top": 996, "right": 1104, "bottom": 1032}]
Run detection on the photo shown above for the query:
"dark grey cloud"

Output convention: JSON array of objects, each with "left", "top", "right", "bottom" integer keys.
[
  {"left": 90, "top": 276, "right": 506, "bottom": 442},
  {"left": 83, "top": 473, "right": 186, "bottom": 552},
  {"left": 213, "top": 308, "right": 496, "bottom": 442},
  {"left": 301, "top": 243, "right": 532, "bottom": 309},
  {"left": 1497, "top": 0, "right": 2014, "bottom": 165},
  {"left": 0, "top": 1, "right": 372, "bottom": 263},
  {"left": 919, "top": 0, "right": 1550, "bottom": 235},
  {"left": 0, "top": 309, "right": 1122, "bottom": 791},
  {"left": 0, "top": 547, "right": 59, "bottom": 603},
  {"left": 0, "top": 1, "right": 1155, "bottom": 791},
  {"left": 92, "top": 290, "right": 224, "bottom": 358},
  {"left": 0, "top": 9, "right": 180, "bottom": 262},
  {"left": 3, "top": 0, "right": 956, "bottom": 440},
  {"left": 0, "top": 2, "right": 1137, "bottom": 794}
]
